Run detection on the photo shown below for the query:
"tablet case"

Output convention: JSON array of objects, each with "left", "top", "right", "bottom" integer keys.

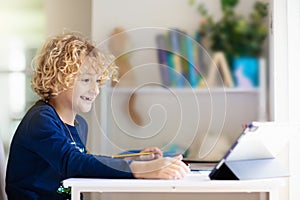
[
  {"left": 209, "top": 158, "right": 289, "bottom": 180},
  {"left": 209, "top": 122, "right": 291, "bottom": 180}
]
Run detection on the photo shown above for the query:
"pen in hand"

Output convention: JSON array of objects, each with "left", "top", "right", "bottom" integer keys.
[{"left": 111, "top": 152, "right": 158, "bottom": 161}]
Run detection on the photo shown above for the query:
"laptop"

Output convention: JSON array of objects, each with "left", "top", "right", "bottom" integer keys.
[{"left": 208, "top": 121, "right": 292, "bottom": 180}]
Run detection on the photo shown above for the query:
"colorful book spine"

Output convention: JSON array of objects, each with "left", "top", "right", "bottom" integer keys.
[
  {"left": 156, "top": 29, "right": 207, "bottom": 88},
  {"left": 155, "top": 34, "right": 170, "bottom": 86},
  {"left": 168, "top": 29, "right": 186, "bottom": 87},
  {"left": 185, "top": 34, "right": 198, "bottom": 87},
  {"left": 195, "top": 31, "right": 204, "bottom": 82},
  {"left": 178, "top": 31, "right": 190, "bottom": 83},
  {"left": 164, "top": 31, "right": 178, "bottom": 87}
]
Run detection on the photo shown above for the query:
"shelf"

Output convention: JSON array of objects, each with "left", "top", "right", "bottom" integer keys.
[{"left": 106, "top": 86, "right": 260, "bottom": 94}]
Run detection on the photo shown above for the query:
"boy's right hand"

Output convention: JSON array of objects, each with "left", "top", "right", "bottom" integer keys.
[{"left": 129, "top": 154, "right": 190, "bottom": 179}]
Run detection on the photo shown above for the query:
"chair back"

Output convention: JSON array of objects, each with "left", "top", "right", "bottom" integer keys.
[{"left": 0, "top": 138, "right": 7, "bottom": 200}]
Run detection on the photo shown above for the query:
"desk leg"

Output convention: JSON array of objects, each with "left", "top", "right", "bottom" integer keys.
[
  {"left": 269, "top": 189, "right": 279, "bottom": 200},
  {"left": 71, "top": 187, "right": 81, "bottom": 200}
]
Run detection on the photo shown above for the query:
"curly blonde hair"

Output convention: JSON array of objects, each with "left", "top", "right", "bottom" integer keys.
[{"left": 32, "top": 32, "right": 118, "bottom": 101}]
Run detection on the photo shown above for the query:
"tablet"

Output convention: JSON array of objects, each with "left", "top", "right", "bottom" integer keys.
[
  {"left": 209, "top": 121, "right": 293, "bottom": 180},
  {"left": 226, "top": 121, "right": 290, "bottom": 161}
]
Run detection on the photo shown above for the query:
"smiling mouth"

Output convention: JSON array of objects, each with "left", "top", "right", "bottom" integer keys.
[{"left": 80, "top": 96, "right": 94, "bottom": 102}]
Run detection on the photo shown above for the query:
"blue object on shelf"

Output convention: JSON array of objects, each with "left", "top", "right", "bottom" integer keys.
[{"left": 233, "top": 57, "right": 259, "bottom": 88}]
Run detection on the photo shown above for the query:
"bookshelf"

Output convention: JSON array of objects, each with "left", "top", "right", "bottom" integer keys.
[
  {"left": 88, "top": 55, "right": 266, "bottom": 159},
  {"left": 93, "top": 66, "right": 266, "bottom": 158},
  {"left": 89, "top": 0, "right": 268, "bottom": 159},
  {"left": 83, "top": 1, "right": 270, "bottom": 200}
]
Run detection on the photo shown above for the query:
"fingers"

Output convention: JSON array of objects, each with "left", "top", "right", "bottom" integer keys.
[
  {"left": 136, "top": 153, "right": 156, "bottom": 161},
  {"left": 168, "top": 156, "right": 190, "bottom": 179},
  {"left": 157, "top": 156, "right": 190, "bottom": 179},
  {"left": 173, "top": 154, "right": 183, "bottom": 160},
  {"left": 141, "top": 147, "right": 163, "bottom": 157},
  {"left": 130, "top": 154, "right": 190, "bottom": 179}
]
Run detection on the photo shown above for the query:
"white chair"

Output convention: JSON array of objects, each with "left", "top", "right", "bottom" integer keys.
[{"left": 0, "top": 138, "right": 7, "bottom": 200}]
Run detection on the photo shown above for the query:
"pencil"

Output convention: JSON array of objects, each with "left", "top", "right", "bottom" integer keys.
[{"left": 111, "top": 152, "right": 154, "bottom": 159}]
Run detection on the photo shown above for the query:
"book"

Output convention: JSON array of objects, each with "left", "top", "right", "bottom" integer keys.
[
  {"left": 195, "top": 31, "right": 204, "bottom": 81},
  {"left": 185, "top": 34, "right": 199, "bottom": 87},
  {"left": 165, "top": 37, "right": 177, "bottom": 87},
  {"left": 156, "top": 29, "right": 208, "bottom": 88},
  {"left": 156, "top": 34, "right": 170, "bottom": 86},
  {"left": 168, "top": 29, "right": 186, "bottom": 87},
  {"left": 178, "top": 30, "right": 190, "bottom": 85}
]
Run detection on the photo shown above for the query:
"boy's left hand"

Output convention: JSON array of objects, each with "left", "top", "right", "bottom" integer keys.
[
  {"left": 141, "top": 147, "right": 163, "bottom": 157},
  {"left": 124, "top": 147, "right": 163, "bottom": 161}
]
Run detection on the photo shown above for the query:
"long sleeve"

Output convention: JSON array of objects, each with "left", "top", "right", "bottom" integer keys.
[{"left": 6, "top": 101, "right": 134, "bottom": 200}]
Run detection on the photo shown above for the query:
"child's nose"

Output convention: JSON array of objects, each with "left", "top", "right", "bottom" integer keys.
[{"left": 89, "top": 82, "right": 99, "bottom": 95}]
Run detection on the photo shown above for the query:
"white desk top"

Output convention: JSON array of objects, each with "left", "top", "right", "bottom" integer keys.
[{"left": 63, "top": 173, "right": 286, "bottom": 193}]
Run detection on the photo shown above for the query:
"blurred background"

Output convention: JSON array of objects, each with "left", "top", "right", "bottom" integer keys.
[
  {"left": 0, "top": 0, "right": 269, "bottom": 161},
  {"left": 3, "top": 1, "right": 300, "bottom": 200},
  {"left": 0, "top": 0, "right": 92, "bottom": 158},
  {"left": 0, "top": 0, "right": 45, "bottom": 157}
]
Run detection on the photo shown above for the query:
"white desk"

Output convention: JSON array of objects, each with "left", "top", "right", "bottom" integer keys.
[{"left": 63, "top": 173, "right": 285, "bottom": 200}]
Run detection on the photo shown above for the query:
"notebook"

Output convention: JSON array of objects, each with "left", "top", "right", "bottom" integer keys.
[{"left": 208, "top": 121, "right": 293, "bottom": 180}]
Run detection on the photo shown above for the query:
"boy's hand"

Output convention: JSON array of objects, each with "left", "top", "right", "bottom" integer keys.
[
  {"left": 140, "top": 146, "right": 163, "bottom": 158},
  {"left": 130, "top": 154, "right": 190, "bottom": 179}
]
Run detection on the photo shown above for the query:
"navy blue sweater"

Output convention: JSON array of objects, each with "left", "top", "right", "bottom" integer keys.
[{"left": 6, "top": 100, "right": 134, "bottom": 200}]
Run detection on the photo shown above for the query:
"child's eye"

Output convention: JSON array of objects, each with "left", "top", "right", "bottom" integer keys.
[
  {"left": 96, "top": 79, "right": 101, "bottom": 84},
  {"left": 81, "top": 78, "right": 90, "bottom": 83}
]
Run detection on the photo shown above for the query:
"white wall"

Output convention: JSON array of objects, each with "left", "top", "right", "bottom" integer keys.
[
  {"left": 45, "top": 0, "right": 91, "bottom": 36},
  {"left": 91, "top": 0, "right": 268, "bottom": 42},
  {"left": 271, "top": 0, "right": 300, "bottom": 199}
]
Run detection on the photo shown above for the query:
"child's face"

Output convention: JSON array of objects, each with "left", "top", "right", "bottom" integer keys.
[{"left": 71, "top": 64, "right": 101, "bottom": 113}]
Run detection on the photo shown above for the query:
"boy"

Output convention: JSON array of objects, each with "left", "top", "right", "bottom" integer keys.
[{"left": 5, "top": 32, "right": 189, "bottom": 199}]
